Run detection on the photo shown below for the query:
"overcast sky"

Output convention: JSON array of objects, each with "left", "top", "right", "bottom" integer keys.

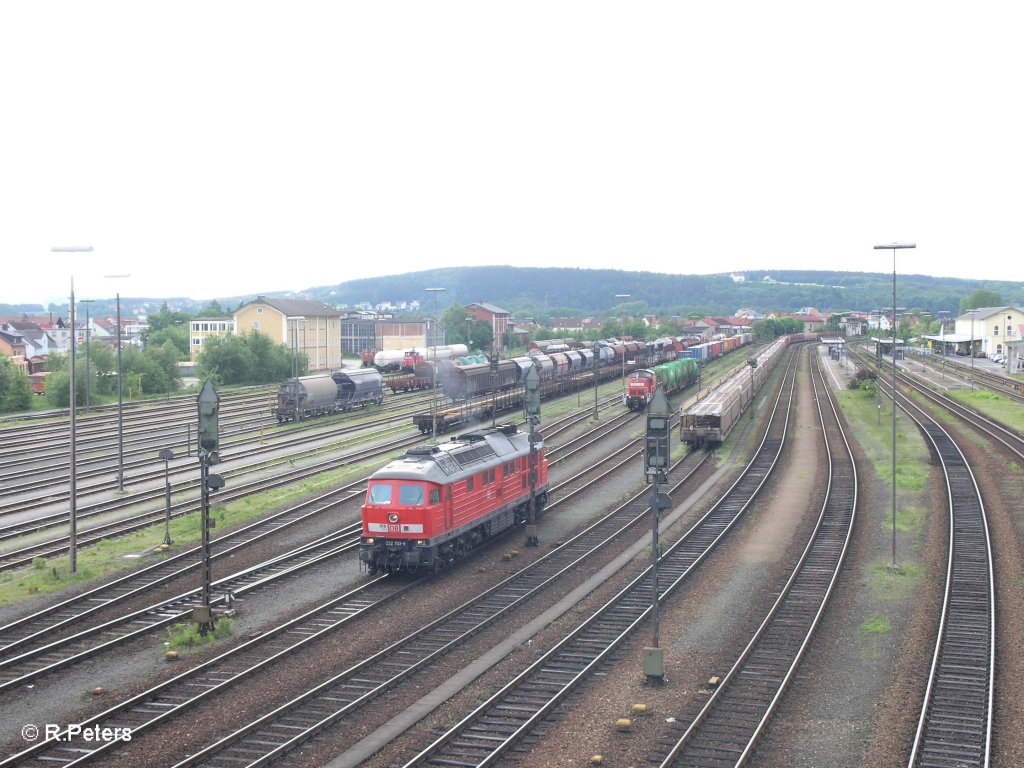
[{"left": 3, "top": 2, "right": 1022, "bottom": 306}]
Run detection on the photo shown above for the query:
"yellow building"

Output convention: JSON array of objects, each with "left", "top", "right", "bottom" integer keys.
[{"left": 233, "top": 297, "right": 342, "bottom": 372}]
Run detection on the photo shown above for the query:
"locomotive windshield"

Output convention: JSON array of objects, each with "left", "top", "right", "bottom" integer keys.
[
  {"left": 398, "top": 484, "right": 425, "bottom": 506},
  {"left": 368, "top": 483, "right": 392, "bottom": 505}
]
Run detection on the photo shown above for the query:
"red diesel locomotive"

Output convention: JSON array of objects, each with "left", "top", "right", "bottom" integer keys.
[{"left": 359, "top": 424, "right": 549, "bottom": 574}]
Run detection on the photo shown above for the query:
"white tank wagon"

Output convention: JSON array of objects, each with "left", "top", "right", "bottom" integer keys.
[{"left": 679, "top": 336, "right": 791, "bottom": 447}]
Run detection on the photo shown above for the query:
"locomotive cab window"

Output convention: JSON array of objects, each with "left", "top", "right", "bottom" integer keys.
[
  {"left": 429, "top": 488, "right": 441, "bottom": 505},
  {"left": 399, "top": 484, "right": 425, "bottom": 506},
  {"left": 368, "top": 483, "right": 392, "bottom": 505}
]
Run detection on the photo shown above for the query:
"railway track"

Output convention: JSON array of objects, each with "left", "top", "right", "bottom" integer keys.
[
  {"left": 0, "top": 404, "right": 697, "bottom": 766},
  {"left": 852, "top": 348, "right": 995, "bottom": 767},
  {"left": 0, "top": 389, "right": 438, "bottom": 514},
  {"left": 164, "top": 441, "right": 716, "bottom": 768},
  {"left": 0, "top": 525, "right": 361, "bottom": 694},
  {"left": 0, "top": 400, "right": 628, "bottom": 690},
  {"left": 0, "top": 428, "right": 422, "bottom": 571},
  {"left": 394, "top": 346, "right": 801, "bottom": 768},
  {"left": 652, "top": 346, "right": 857, "bottom": 767}
]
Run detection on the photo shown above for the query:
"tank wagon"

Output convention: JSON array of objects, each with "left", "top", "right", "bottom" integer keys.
[
  {"left": 678, "top": 335, "right": 791, "bottom": 446},
  {"left": 359, "top": 424, "right": 549, "bottom": 573},
  {"left": 275, "top": 369, "right": 384, "bottom": 422},
  {"left": 626, "top": 357, "right": 700, "bottom": 410}
]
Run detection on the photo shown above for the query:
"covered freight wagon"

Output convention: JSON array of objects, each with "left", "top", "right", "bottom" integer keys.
[{"left": 332, "top": 369, "right": 385, "bottom": 411}]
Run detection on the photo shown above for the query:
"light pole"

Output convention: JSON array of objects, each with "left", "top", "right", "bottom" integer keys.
[
  {"left": 425, "top": 288, "right": 445, "bottom": 441},
  {"left": 159, "top": 448, "right": 175, "bottom": 545},
  {"left": 105, "top": 274, "right": 131, "bottom": 492},
  {"left": 52, "top": 246, "right": 94, "bottom": 574},
  {"left": 874, "top": 242, "right": 915, "bottom": 570},
  {"left": 965, "top": 309, "right": 979, "bottom": 390},
  {"left": 937, "top": 310, "right": 950, "bottom": 380}
]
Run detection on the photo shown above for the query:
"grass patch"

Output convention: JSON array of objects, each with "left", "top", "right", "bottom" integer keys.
[
  {"left": 947, "top": 389, "right": 1024, "bottom": 433},
  {"left": 835, "top": 388, "right": 929, "bottom": 491},
  {"left": 862, "top": 615, "right": 892, "bottom": 634},
  {"left": 879, "top": 504, "right": 927, "bottom": 536},
  {"left": 165, "top": 616, "right": 234, "bottom": 654},
  {"left": 865, "top": 561, "right": 925, "bottom": 600}
]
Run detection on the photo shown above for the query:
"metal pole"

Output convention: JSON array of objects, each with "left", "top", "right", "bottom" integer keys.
[
  {"left": 200, "top": 455, "right": 211, "bottom": 608},
  {"left": 53, "top": 246, "right": 94, "bottom": 574},
  {"left": 160, "top": 448, "right": 174, "bottom": 545},
  {"left": 891, "top": 250, "right": 898, "bottom": 569},
  {"left": 164, "top": 461, "right": 172, "bottom": 545},
  {"left": 116, "top": 292, "right": 124, "bottom": 491},
  {"left": 874, "top": 242, "right": 914, "bottom": 571},
  {"left": 426, "top": 288, "right": 444, "bottom": 441},
  {"left": 69, "top": 278, "right": 78, "bottom": 574},
  {"left": 650, "top": 474, "right": 660, "bottom": 649}
]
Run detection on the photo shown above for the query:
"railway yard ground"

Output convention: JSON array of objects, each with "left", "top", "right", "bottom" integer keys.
[{"left": 3, "top": 344, "right": 1024, "bottom": 767}]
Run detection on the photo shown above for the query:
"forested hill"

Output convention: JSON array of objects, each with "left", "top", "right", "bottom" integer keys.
[{"left": 312, "top": 267, "right": 1022, "bottom": 318}]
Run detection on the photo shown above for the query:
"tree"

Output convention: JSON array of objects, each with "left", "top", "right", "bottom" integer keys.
[
  {"left": 200, "top": 299, "right": 224, "bottom": 315},
  {"left": 122, "top": 344, "right": 180, "bottom": 394},
  {"left": 147, "top": 302, "right": 192, "bottom": 333},
  {"left": 0, "top": 357, "right": 32, "bottom": 413},
  {"left": 198, "top": 335, "right": 256, "bottom": 385},
  {"left": 245, "top": 331, "right": 294, "bottom": 381},
  {"left": 441, "top": 302, "right": 472, "bottom": 346},
  {"left": 960, "top": 289, "right": 1003, "bottom": 314},
  {"left": 752, "top": 317, "right": 804, "bottom": 340},
  {"left": 196, "top": 331, "right": 293, "bottom": 385},
  {"left": 145, "top": 324, "right": 189, "bottom": 360},
  {"left": 44, "top": 368, "right": 89, "bottom": 409}
]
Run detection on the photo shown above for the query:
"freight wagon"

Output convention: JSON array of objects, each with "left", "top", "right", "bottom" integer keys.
[
  {"left": 332, "top": 369, "right": 384, "bottom": 411},
  {"left": 678, "top": 335, "right": 790, "bottom": 446}
]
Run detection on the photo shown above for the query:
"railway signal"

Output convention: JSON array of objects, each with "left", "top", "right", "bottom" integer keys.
[
  {"left": 644, "top": 386, "right": 671, "bottom": 684},
  {"left": 196, "top": 380, "right": 225, "bottom": 633},
  {"left": 644, "top": 387, "right": 671, "bottom": 477}
]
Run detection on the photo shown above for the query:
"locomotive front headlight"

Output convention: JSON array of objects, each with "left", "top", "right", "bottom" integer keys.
[
  {"left": 416, "top": 539, "right": 426, "bottom": 546},
  {"left": 365, "top": 537, "right": 375, "bottom": 544},
  {"left": 388, "top": 513, "right": 399, "bottom": 523}
]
